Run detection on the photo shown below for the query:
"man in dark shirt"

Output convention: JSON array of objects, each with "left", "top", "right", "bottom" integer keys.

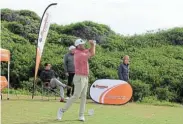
[
  {"left": 64, "top": 45, "right": 76, "bottom": 99},
  {"left": 40, "top": 63, "right": 71, "bottom": 102},
  {"left": 118, "top": 55, "right": 130, "bottom": 82}
]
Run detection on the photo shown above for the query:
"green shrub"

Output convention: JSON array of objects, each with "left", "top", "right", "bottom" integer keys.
[
  {"left": 130, "top": 80, "right": 151, "bottom": 101},
  {"left": 155, "top": 87, "right": 174, "bottom": 101}
]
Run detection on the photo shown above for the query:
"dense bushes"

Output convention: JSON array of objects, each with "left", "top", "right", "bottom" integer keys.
[
  {"left": 130, "top": 80, "right": 151, "bottom": 101},
  {"left": 1, "top": 9, "right": 183, "bottom": 103}
]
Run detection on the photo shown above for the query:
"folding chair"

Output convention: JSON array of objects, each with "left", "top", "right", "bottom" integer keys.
[{"left": 41, "top": 82, "right": 60, "bottom": 100}]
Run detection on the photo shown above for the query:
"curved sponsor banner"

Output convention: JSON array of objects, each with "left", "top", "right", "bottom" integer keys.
[{"left": 90, "top": 79, "right": 133, "bottom": 105}]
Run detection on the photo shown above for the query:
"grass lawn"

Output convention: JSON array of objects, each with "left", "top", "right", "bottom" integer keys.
[{"left": 1, "top": 95, "right": 183, "bottom": 124}]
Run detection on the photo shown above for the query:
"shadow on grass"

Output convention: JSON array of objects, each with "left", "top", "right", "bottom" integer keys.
[
  {"left": 2, "top": 98, "right": 97, "bottom": 105},
  {"left": 1, "top": 94, "right": 97, "bottom": 104},
  {"left": 16, "top": 119, "right": 81, "bottom": 124}
]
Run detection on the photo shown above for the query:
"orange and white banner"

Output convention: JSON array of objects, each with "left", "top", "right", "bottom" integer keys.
[
  {"left": 90, "top": 79, "right": 133, "bottom": 105},
  {"left": 32, "top": 3, "right": 57, "bottom": 99},
  {"left": 34, "top": 3, "right": 57, "bottom": 79}
]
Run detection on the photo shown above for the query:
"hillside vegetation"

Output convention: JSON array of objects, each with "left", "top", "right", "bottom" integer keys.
[{"left": 1, "top": 9, "right": 183, "bottom": 103}]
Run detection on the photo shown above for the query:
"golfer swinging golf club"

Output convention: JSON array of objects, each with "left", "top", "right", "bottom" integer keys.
[{"left": 57, "top": 38, "right": 96, "bottom": 121}]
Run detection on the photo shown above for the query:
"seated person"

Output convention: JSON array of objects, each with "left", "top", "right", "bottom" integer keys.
[{"left": 40, "top": 63, "right": 71, "bottom": 102}]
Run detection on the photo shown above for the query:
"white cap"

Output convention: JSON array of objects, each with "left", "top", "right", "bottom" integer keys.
[
  {"left": 74, "top": 39, "right": 85, "bottom": 46},
  {"left": 69, "top": 45, "right": 76, "bottom": 51}
]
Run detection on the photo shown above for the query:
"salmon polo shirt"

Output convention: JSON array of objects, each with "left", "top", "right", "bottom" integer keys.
[{"left": 74, "top": 49, "right": 90, "bottom": 76}]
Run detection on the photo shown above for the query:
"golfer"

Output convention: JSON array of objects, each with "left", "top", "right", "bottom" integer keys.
[{"left": 57, "top": 39, "right": 96, "bottom": 121}]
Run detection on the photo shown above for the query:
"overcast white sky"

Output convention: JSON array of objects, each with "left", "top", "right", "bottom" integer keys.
[{"left": 1, "top": 0, "right": 183, "bottom": 35}]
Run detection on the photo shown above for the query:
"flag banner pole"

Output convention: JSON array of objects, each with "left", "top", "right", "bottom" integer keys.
[{"left": 32, "top": 3, "right": 57, "bottom": 99}]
